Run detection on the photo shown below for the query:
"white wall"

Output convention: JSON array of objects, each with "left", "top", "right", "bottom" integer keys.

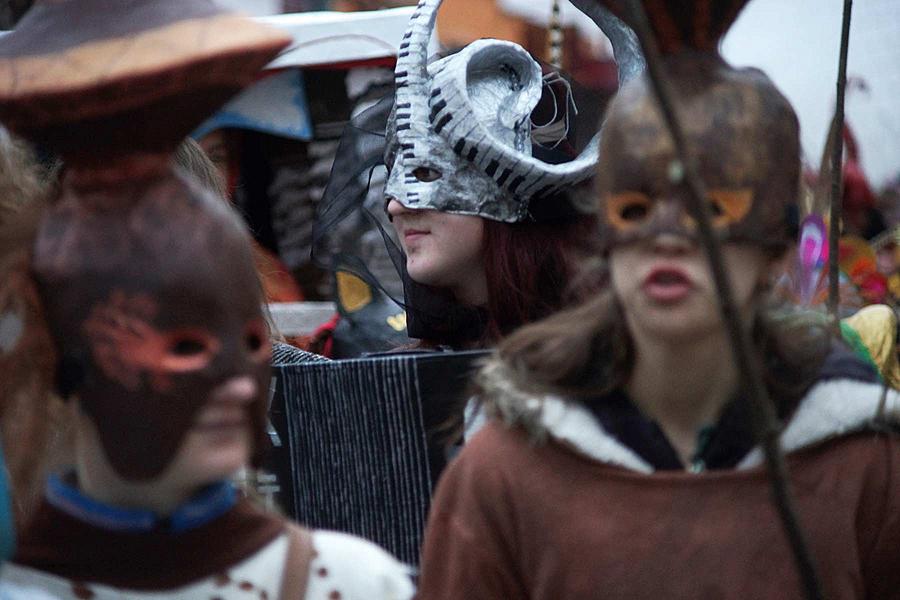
[
  {"left": 502, "top": 0, "right": 900, "bottom": 188},
  {"left": 723, "top": 0, "right": 900, "bottom": 189}
]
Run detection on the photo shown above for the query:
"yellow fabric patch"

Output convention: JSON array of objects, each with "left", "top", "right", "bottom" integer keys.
[
  {"left": 336, "top": 272, "right": 372, "bottom": 313},
  {"left": 387, "top": 312, "right": 407, "bottom": 332},
  {"left": 843, "top": 304, "right": 900, "bottom": 389}
]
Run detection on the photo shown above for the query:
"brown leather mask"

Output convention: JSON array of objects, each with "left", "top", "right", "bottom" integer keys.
[
  {"left": 0, "top": 1, "right": 288, "bottom": 481},
  {"left": 593, "top": 6, "right": 800, "bottom": 253},
  {"left": 597, "top": 56, "right": 799, "bottom": 251},
  {"left": 34, "top": 168, "right": 272, "bottom": 480}
]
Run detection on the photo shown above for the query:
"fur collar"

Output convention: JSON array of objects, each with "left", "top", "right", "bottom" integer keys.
[
  {"left": 481, "top": 361, "right": 899, "bottom": 473},
  {"left": 737, "top": 379, "right": 897, "bottom": 469}
]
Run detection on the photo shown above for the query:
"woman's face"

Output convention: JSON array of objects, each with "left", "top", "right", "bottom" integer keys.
[
  {"left": 76, "top": 372, "right": 257, "bottom": 493},
  {"left": 387, "top": 199, "right": 487, "bottom": 304},
  {"left": 610, "top": 234, "right": 774, "bottom": 343}
]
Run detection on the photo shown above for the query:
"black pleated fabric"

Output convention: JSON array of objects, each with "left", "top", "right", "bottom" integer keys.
[{"left": 272, "top": 351, "right": 487, "bottom": 565}]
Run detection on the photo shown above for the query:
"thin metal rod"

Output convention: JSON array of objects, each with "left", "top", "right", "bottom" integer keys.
[
  {"left": 620, "top": 2, "right": 823, "bottom": 599},
  {"left": 827, "top": 0, "right": 853, "bottom": 328}
]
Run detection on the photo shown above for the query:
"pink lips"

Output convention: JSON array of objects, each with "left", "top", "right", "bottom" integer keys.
[
  {"left": 403, "top": 229, "right": 429, "bottom": 242},
  {"left": 642, "top": 266, "right": 693, "bottom": 303}
]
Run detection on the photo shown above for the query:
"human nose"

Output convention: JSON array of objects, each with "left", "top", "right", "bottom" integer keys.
[
  {"left": 385, "top": 197, "right": 412, "bottom": 221},
  {"left": 208, "top": 375, "right": 257, "bottom": 406},
  {"left": 651, "top": 232, "right": 693, "bottom": 255}
]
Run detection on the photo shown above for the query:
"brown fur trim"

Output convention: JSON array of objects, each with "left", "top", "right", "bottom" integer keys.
[{"left": 475, "top": 358, "right": 552, "bottom": 444}]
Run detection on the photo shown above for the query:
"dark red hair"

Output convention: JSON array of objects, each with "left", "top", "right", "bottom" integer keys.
[{"left": 481, "top": 215, "right": 597, "bottom": 342}]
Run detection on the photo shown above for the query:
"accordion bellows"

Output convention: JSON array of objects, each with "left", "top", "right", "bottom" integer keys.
[{"left": 270, "top": 351, "right": 487, "bottom": 565}]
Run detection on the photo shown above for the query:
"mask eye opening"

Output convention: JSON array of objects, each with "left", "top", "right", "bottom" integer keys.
[
  {"left": 620, "top": 203, "right": 650, "bottom": 222},
  {"left": 246, "top": 331, "right": 263, "bottom": 353},
  {"left": 170, "top": 337, "right": 208, "bottom": 357},
  {"left": 244, "top": 319, "right": 271, "bottom": 361},
  {"left": 706, "top": 189, "right": 754, "bottom": 227},
  {"left": 412, "top": 167, "right": 442, "bottom": 183},
  {"left": 159, "top": 329, "right": 221, "bottom": 372},
  {"left": 606, "top": 192, "right": 654, "bottom": 231}
]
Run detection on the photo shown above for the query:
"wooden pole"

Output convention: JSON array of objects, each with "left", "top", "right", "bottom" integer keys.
[
  {"left": 827, "top": 0, "right": 853, "bottom": 329},
  {"left": 620, "top": 1, "right": 824, "bottom": 598}
]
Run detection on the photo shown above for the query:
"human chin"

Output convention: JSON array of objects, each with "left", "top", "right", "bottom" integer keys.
[
  {"left": 172, "top": 421, "right": 251, "bottom": 486},
  {"left": 627, "top": 295, "right": 717, "bottom": 342},
  {"left": 405, "top": 250, "right": 446, "bottom": 287}
]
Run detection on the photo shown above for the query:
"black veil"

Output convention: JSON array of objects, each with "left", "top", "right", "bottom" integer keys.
[{"left": 312, "top": 64, "right": 607, "bottom": 346}]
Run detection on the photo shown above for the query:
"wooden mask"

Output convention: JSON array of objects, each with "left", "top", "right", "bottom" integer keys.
[
  {"left": 0, "top": 0, "right": 290, "bottom": 480},
  {"left": 592, "top": 1, "right": 800, "bottom": 251}
]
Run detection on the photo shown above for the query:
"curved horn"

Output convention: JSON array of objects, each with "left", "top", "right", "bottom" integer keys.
[
  {"left": 427, "top": 5, "right": 645, "bottom": 203},
  {"left": 429, "top": 40, "right": 598, "bottom": 202},
  {"left": 393, "top": 0, "right": 442, "bottom": 147},
  {"left": 569, "top": 0, "right": 645, "bottom": 87}
]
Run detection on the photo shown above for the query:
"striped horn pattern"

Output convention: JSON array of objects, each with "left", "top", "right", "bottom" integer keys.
[
  {"left": 384, "top": 0, "right": 644, "bottom": 222},
  {"left": 428, "top": 39, "right": 590, "bottom": 210},
  {"left": 387, "top": 0, "right": 443, "bottom": 212}
]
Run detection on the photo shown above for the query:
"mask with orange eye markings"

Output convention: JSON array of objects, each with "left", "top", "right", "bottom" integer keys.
[
  {"left": 34, "top": 169, "right": 272, "bottom": 481},
  {"left": 603, "top": 188, "right": 755, "bottom": 244},
  {"left": 596, "top": 57, "right": 800, "bottom": 252}
]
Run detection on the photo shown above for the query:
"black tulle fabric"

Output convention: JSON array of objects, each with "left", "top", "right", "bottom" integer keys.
[{"left": 313, "top": 68, "right": 598, "bottom": 345}]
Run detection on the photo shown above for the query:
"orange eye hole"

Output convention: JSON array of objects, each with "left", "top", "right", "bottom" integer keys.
[
  {"left": 708, "top": 189, "right": 753, "bottom": 227},
  {"left": 606, "top": 192, "right": 654, "bottom": 231},
  {"left": 680, "top": 188, "right": 754, "bottom": 230}
]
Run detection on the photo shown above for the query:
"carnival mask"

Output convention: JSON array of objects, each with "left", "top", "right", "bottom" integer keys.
[
  {"left": 592, "top": 1, "right": 799, "bottom": 251},
  {"left": 0, "top": 0, "right": 289, "bottom": 480},
  {"left": 385, "top": 0, "right": 643, "bottom": 223},
  {"left": 34, "top": 174, "right": 272, "bottom": 480}
]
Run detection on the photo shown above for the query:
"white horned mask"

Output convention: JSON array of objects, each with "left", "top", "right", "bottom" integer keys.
[{"left": 384, "top": 0, "right": 643, "bottom": 223}]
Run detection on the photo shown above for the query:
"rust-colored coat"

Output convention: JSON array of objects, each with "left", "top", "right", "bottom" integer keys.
[{"left": 419, "top": 381, "right": 900, "bottom": 599}]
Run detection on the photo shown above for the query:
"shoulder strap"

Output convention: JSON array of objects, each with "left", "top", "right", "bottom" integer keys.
[{"left": 279, "top": 522, "right": 315, "bottom": 600}]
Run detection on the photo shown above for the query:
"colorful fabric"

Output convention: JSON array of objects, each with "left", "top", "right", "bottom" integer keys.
[{"left": 842, "top": 304, "right": 900, "bottom": 389}]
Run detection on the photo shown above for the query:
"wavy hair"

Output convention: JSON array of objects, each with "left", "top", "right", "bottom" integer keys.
[{"left": 479, "top": 258, "right": 832, "bottom": 433}]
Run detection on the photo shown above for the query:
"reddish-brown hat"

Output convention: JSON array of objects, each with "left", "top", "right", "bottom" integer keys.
[{"left": 0, "top": 0, "right": 290, "bottom": 166}]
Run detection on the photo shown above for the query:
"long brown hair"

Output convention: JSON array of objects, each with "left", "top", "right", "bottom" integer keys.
[
  {"left": 480, "top": 215, "right": 597, "bottom": 343},
  {"left": 485, "top": 259, "right": 831, "bottom": 416},
  {"left": 0, "top": 134, "right": 67, "bottom": 529},
  {"left": 408, "top": 213, "right": 598, "bottom": 350}
]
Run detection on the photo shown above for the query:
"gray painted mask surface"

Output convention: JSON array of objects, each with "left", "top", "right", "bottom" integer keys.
[{"left": 384, "top": 0, "right": 644, "bottom": 223}]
